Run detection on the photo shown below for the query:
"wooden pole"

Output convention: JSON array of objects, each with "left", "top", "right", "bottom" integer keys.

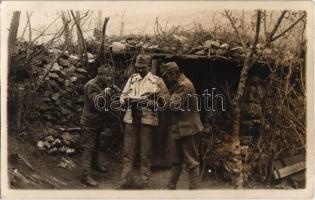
[{"left": 8, "top": 11, "right": 21, "bottom": 69}]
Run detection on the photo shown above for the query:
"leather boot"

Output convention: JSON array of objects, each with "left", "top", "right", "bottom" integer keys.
[
  {"left": 140, "top": 182, "right": 150, "bottom": 189},
  {"left": 91, "top": 152, "right": 108, "bottom": 173},
  {"left": 81, "top": 175, "right": 99, "bottom": 187},
  {"left": 166, "top": 164, "right": 182, "bottom": 190},
  {"left": 91, "top": 163, "right": 108, "bottom": 173},
  {"left": 188, "top": 167, "right": 199, "bottom": 190},
  {"left": 120, "top": 178, "right": 132, "bottom": 189}
]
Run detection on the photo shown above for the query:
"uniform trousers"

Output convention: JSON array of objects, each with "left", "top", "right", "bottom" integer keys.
[
  {"left": 121, "top": 123, "right": 153, "bottom": 184},
  {"left": 80, "top": 126, "right": 102, "bottom": 176}
]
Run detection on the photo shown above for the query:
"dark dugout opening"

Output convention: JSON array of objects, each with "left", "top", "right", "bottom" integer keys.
[
  {"left": 151, "top": 56, "right": 270, "bottom": 167},
  {"left": 176, "top": 58, "right": 241, "bottom": 122}
]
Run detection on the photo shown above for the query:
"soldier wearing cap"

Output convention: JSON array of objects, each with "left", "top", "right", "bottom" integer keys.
[
  {"left": 120, "top": 54, "right": 169, "bottom": 189},
  {"left": 160, "top": 62, "right": 204, "bottom": 190},
  {"left": 80, "top": 64, "right": 119, "bottom": 187}
]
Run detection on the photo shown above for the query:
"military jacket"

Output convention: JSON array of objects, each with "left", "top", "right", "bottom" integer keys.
[
  {"left": 169, "top": 74, "right": 204, "bottom": 139},
  {"left": 121, "top": 72, "right": 169, "bottom": 126},
  {"left": 80, "top": 77, "right": 108, "bottom": 128}
]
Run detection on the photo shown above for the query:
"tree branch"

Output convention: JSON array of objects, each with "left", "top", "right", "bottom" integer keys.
[
  {"left": 81, "top": 10, "right": 94, "bottom": 27},
  {"left": 266, "top": 10, "right": 287, "bottom": 45},
  {"left": 30, "top": 16, "right": 60, "bottom": 46},
  {"left": 20, "top": 21, "right": 69, "bottom": 67},
  {"left": 224, "top": 10, "right": 247, "bottom": 50},
  {"left": 20, "top": 11, "right": 33, "bottom": 39},
  {"left": 271, "top": 12, "right": 306, "bottom": 42}
]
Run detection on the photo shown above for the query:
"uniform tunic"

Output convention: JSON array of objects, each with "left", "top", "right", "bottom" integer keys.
[
  {"left": 121, "top": 72, "right": 169, "bottom": 126},
  {"left": 80, "top": 78, "right": 107, "bottom": 128},
  {"left": 168, "top": 73, "right": 203, "bottom": 171},
  {"left": 80, "top": 77, "right": 108, "bottom": 176},
  {"left": 120, "top": 72, "right": 169, "bottom": 185}
]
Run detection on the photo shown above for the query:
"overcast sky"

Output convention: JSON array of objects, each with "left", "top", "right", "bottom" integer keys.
[
  {"left": 2, "top": 1, "right": 260, "bottom": 42},
  {"left": 2, "top": 1, "right": 303, "bottom": 43},
  {"left": 16, "top": 8, "right": 221, "bottom": 36},
  {"left": 13, "top": 8, "right": 229, "bottom": 40}
]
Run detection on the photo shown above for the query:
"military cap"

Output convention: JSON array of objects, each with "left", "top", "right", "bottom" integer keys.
[
  {"left": 135, "top": 54, "right": 152, "bottom": 67},
  {"left": 160, "top": 62, "right": 179, "bottom": 76},
  {"left": 98, "top": 64, "right": 114, "bottom": 74}
]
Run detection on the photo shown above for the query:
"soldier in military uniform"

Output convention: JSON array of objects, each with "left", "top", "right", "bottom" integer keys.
[
  {"left": 80, "top": 65, "right": 119, "bottom": 187},
  {"left": 160, "top": 62, "right": 204, "bottom": 190},
  {"left": 120, "top": 54, "right": 169, "bottom": 189}
]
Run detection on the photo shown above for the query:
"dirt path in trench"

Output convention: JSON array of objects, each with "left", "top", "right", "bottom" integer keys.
[
  {"left": 8, "top": 135, "right": 230, "bottom": 190},
  {"left": 78, "top": 155, "right": 229, "bottom": 190}
]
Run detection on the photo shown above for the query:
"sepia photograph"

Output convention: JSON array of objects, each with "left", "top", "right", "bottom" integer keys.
[{"left": 1, "top": 1, "right": 314, "bottom": 199}]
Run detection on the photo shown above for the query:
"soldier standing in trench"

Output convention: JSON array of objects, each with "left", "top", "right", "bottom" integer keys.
[
  {"left": 160, "top": 62, "right": 204, "bottom": 190},
  {"left": 80, "top": 64, "right": 120, "bottom": 187},
  {"left": 119, "top": 54, "right": 169, "bottom": 189}
]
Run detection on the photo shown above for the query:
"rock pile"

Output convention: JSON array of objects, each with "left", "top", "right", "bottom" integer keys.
[
  {"left": 37, "top": 131, "right": 80, "bottom": 155},
  {"left": 58, "top": 157, "right": 77, "bottom": 169},
  {"left": 28, "top": 50, "right": 91, "bottom": 126}
]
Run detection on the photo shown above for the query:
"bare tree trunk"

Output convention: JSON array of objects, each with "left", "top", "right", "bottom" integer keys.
[
  {"left": 8, "top": 11, "right": 21, "bottom": 69},
  {"left": 26, "top": 11, "right": 32, "bottom": 60},
  {"left": 61, "top": 11, "right": 72, "bottom": 49},
  {"left": 98, "top": 10, "right": 102, "bottom": 31},
  {"left": 75, "top": 11, "right": 83, "bottom": 64},
  {"left": 20, "top": 12, "right": 33, "bottom": 40},
  {"left": 241, "top": 10, "right": 245, "bottom": 36},
  {"left": 120, "top": 21, "right": 124, "bottom": 37},
  {"left": 72, "top": 11, "right": 87, "bottom": 68},
  {"left": 15, "top": 83, "right": 26, "bottom": 134},
  {"left": 96, "top": 17, "right": 110, "bottom": 65},
  {"left": 224, "top": 10, "right": 262, "bottom": 188},
  {"left": 223, "top": 10, "right": 305, "bottom": 188},
  {"left": 8, "top": 11, "right": 22, "bottom": 133},
  {"left": 20, "top": 23, "right": 27, "bottom": 40},
  {"left": 120, "top": 10, "right": 126, "bottom": 37}
]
